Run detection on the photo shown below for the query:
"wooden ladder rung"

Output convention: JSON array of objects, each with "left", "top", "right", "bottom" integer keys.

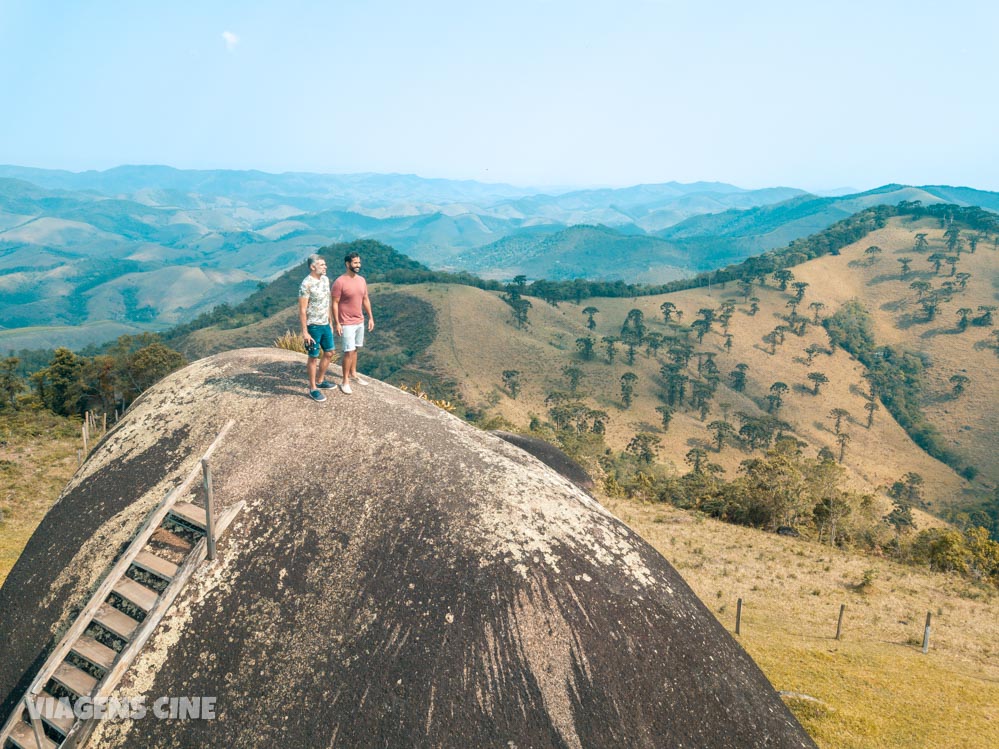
[
  {"left": 170, "top": 501, "right": 207, "bottom": 530},
  {"left": 51, "top": 662, "right": 97, "bottom": 697},
  {"left": 9, "top": 719, "right": 57, "bottom": 749},
  {"left": 112, "top": 578, "right": 159, "bottom": 613},
  {"left": 133, "top": 550, "right": 179, "bottom": 580},
  {"left": 33, "top": 694, "right": 75, "bottom": 735},
  {"left": 150, "top": 526, "right": 193, "bottom": 553},
  {"left": 92, "top": 603, "right": 138, "bottom": 640},
  {"left": 70, "top": 635, "right": 117, "bottom": 671}
]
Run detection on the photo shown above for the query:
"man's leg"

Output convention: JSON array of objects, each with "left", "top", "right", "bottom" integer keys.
[
  {"left": 307, "top": 356, "right": 319, "bottom": 390},
  {"left": 317, "top": 350, "right": 335, "bottom": 384},
  {"left": 343, "top": 350, "right": 357, "bottom": 383}
]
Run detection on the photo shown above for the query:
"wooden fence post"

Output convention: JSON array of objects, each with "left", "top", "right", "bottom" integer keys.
[
  {"left": 202, "top": 459, "right": 217, "bottom": 561},
  {"left": 922, "top": 612, "right": 932, "bottom": 654},
  {"left": 835, "top": 604, "right": 846, "bottom": 640},
  {"left": 82, "top": 423, "right": 88, "bottom": 454},
  {"left": 736, "top": 598, "right": 743, "bottom": 635}
]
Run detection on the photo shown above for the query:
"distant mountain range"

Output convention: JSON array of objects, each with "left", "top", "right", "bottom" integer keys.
[{"left": 1, "top": 165, "right": 997, "bottom": 349}]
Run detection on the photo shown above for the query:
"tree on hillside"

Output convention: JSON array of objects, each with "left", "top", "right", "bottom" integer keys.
[
  {"left": 685, "top": 447, "right": 708, "bottom": 475},
  {"left": 809, "top": 301, "right": 826, "bottom": 323},
  {"left": 807, "top": 371, "right": 829, "bottom": 395},
  {"left": 836, "top": 431, "right": 851, "bottom": 464},
  {"left": 792, "top": 282, "right": 809, "bottom": 303},
  {"left": 602, "top": 336, "right": 618, "bottom": 363},
  {"left": 31, "top": 348, "right": 84, "bottom": 416},
  {"left": 767, "top": 382, "right": 789, "bottom": 414},
  {"left": 945, "top": 256, "right": 959, "bottom": 276},
  {"left": 501, "top": 369, "right": 521, "bottom": 398},
  {"left": 927, "top": 252, "right": 946, "bottom": 274},
  {"left": 762, "top": 330, "right": 779, "bottom": 355},
  {"left": 576, "top": 336, "right": 595, "bottom": 360},
  {"left": 644, "top": 332, "right": 664, "bottom": 357},
  {"left": 708, "top": 420, "right": 735, "bottom": 452},
  {"left": 914, "top": 233, "right": 929, "bottom": 253},
  {"left": 620, "top": 372, "right": 638, "bottom": 408},
  {"left": 944, "top": 226, "right": 962, "bottom": 254},
  {"left": 624, "top": 340, "right": 638, "bottom": 365},
  {"left": 621, "top": 308, "right": 646, "bottom": 342},
  {"left": 748, "top": 297, "right": 760, "bottom": 316},
  {"left": 729, "top": 363, "right": 749, "bottom": 392},
  {"left": 0, "top": 357, "right": 24, "bottom": 410},
  {"left": 910, "top": 280, "right": 932, "bottom": 300},
  {"left": 828, "top": 408, "right": 851, "bottom": 435},
  {"left": 773, "top": 269, "right": 795, "bottom": 291},
  {"left": 659, "top": 301, "right": 679, "bottom": 324},
  {"left": 724, "top": 333, "right": 734, "bottom": 353},
  {"left": 804, "top": 343, "right": 825, "bottom": 365},
  {"left": 582, "top": 306, "right": 599, "bottom": 330},
  {"left": 655, "top": 405, "right": 674, "bottom": 431},
  {"left": 949, "top": 374, "right": 970, "bottom": 397},
  {"left": 863, "top": 399, "right": 879, "bottom": 428},
  {"left": 864, "top": 245, "right": 882, "bottom": 264},
  {"left": 562, "top": 365, "right": 583, "bottom": 394},
  {"left": 956, "top": 308, "right": 973, "bottom": 331},
  {"left": 898, "top": 257, "right": 912, "bottom": 277},
  {"left": 955, "top": 272, "right": 971, "bottom": 289},
  {"left": 973, "top": 305, "right": 996, "bottom": 326},
  {"left": 738, "top": 281, "right": 753, "bottom": 301},
  {"left": 627, "top": 432, "right": 661, "bottom": 464}
]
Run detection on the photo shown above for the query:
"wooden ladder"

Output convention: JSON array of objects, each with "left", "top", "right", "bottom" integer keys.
[{"left": 0, "top": 421, "right": 244, "bottom": 749}]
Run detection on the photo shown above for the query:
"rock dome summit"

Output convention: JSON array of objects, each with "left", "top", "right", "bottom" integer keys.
[{"left": 0, "top": 348, "right": 815, "bottom": 748}]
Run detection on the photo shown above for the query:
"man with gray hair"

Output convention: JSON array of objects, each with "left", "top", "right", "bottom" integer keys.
[{"left": 298, "top": 253, "right": 337, "bottom": 402}]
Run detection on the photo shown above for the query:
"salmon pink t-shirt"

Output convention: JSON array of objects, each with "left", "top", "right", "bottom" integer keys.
[{"left": 331, "top": 274, "right": 367, "bottom": 325}]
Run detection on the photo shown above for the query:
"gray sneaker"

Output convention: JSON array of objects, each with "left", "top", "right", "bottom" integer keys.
[
  {"left": 310, "top": 389, "right": 326, "bottom": 402},
  {"left": 340, "top": 383, "right": 353, "bottom": 395}
]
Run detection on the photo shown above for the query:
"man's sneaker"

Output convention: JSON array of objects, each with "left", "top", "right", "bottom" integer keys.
[
  {"left": 317, "top": 380, "right": 335, "bottom": 389},
  {"left": 340, "top": 383, "right": 353, "bottom": 395},
  {"left": 309, "top": 389, "right": 326, "bottom": 402},
  {"left": 353, "top": 376, "right": 368, "bottom": 386}
]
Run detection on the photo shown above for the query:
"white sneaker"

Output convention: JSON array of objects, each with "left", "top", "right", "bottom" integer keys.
[
  {"left": 353, "top": 376, "right": 368, "bottom": 386},
  {"left": 340, "top": 383, "right": 353, "bottom": 395}
]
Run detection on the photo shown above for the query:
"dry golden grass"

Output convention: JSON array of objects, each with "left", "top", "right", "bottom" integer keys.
[
  {"left": 607, "top": 496, "right": 999, "bottom": 749},
  {"left": 403, "top": 261, "right": 976, "bottom": 513},
  {"left": 273, "top": 329, "right": 308, "bottom": 355},
  {"left": 0, "top": 411, "right": 81, "bottom": 584},
  {"left": 792, "top": 218, "right": 999, "bottom": 485}
]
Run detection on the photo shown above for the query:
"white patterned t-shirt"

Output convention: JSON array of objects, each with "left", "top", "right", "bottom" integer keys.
[{"left": 298, "top": 274, "right": 331, "bottom": 325}]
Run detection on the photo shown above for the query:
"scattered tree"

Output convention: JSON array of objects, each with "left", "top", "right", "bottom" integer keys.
[
  {"left": 582, "top": 306, "right": 599, "bottom": 330},
  {"left": 807, "top": 371, "right": 829, "bottom": 395},
  {"left": 627, "top": 432, "right": 661, "bottom": 464},
  {"left": 501, "top": 369, "right": 521, "bottom": 398},
  {"left": 828, "top": 408, "right": 851, "bottom": 434},
  {"left": 620, "top": 372, "right": 638, "bottom": 407},
  {"left": 708, "top": 420, "right": 735, "bottom": 452},
  {"left": 949, "top": 373, "right": 970, "bottom": 397},
  {"left": 576, "top": 336, "right": 595, "bottom": 360}
]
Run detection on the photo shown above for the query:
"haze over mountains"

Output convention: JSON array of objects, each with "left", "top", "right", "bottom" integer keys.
[{"left": 1, "top": 164, "right": 997, "bottom": 350}]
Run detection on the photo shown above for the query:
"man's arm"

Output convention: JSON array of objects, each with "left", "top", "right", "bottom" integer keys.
[
  {"left": 332, "top": 296, "right": 342, "bottom": 336},
  {"left": 363, "top": 292, "right": 374, "bottom": 331},
  {"left": 299, "top": 297, "right": 313, "bottom": 344}
]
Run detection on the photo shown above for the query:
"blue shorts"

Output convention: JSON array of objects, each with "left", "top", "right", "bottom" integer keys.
[
  {"left": 341, "top": 323, "right": 365, "bottom": 352},
  {"left": 305, "top": 324, "right": 334, "bottom": 358}
]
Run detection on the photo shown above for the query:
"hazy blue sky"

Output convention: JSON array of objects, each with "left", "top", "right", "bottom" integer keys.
[{"left": 2, "top": 1, "right": 996, "bottom": 191}]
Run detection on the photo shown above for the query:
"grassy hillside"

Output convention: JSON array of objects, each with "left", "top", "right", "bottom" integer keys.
[
  {"left": 0, "top": 411, "right": 80, "bottom": 584},
  {"left": 610, "top": 498, "right": 998, "bottom": 749},
  {"left": 402, "top": 279, "right": 976, "bottom": 515}
]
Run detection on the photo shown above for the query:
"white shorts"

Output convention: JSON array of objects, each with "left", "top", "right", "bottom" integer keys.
[{"left": 341, "top": 323, "right": 365, "bottom": 352}]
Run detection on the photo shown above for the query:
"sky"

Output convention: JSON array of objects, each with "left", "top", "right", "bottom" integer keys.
[{"left": 1, "top": 0, "right": 997, "bottom": 192}]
